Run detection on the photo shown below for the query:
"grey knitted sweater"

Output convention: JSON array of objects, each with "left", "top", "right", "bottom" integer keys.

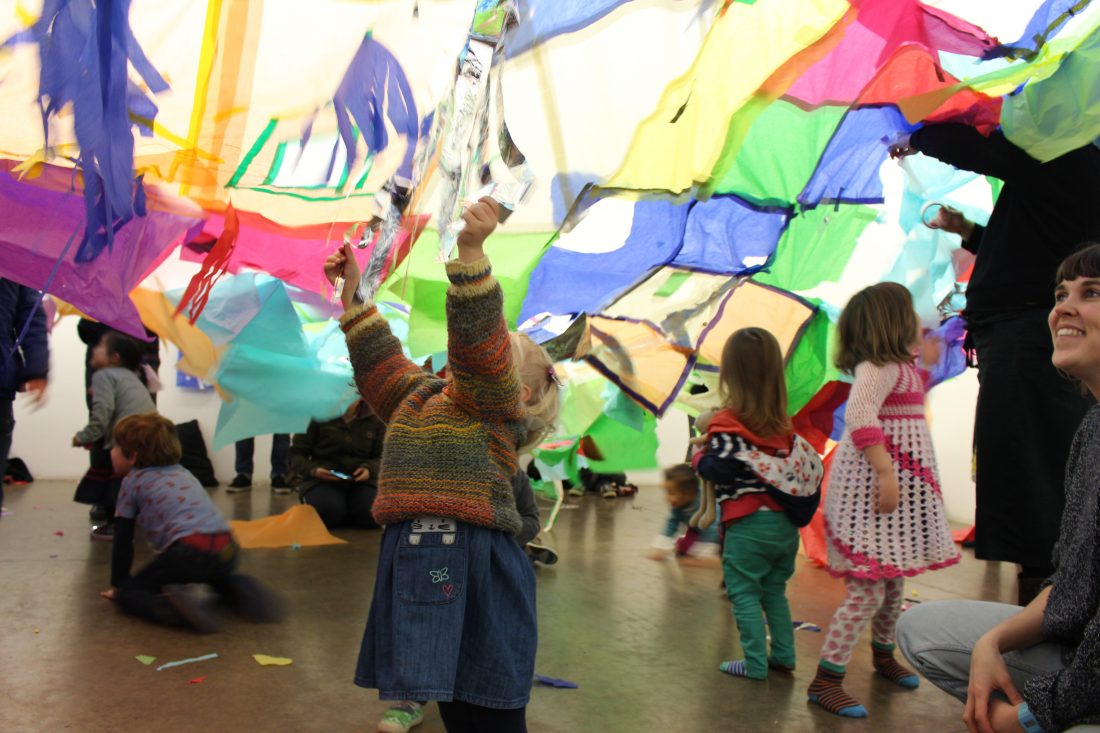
[{"left": 1027, "top": 404, "right": 1100, "bottom": 731}]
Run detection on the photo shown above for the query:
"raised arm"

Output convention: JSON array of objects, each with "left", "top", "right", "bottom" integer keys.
[
  {"left": 906, "top": 125, "right": 1038, "bottom": 184},
  {"left": 340, "top": 298, "right": 433, "bottom": 425},
  {"left": 442, "top": 198, "right": 523, "bottom": 422}
]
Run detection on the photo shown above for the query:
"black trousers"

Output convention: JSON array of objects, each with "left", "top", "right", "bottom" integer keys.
[
  {"left": 115, "top": 543, "right": 238, "bottom": 626},
  {"left": 971, "top": 310, "right": 1092, "bottom": 568},
  {"left": 299, "top": 482, "right": 378, "bottom": 529},
  {"left": 438, "top": 701, "right": 526, "bottom": 733}
]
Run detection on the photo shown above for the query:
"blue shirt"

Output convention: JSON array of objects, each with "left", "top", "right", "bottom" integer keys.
[{"left": 115, "top": 465, "right": 228, "bottom": 551}]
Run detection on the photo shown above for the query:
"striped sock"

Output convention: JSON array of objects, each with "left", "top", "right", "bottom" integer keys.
[
  {"left": 718, "top": 660, "right": 765, "bottom": 680},
  {"left": 872, "top": 642, "right": 920, "bottom": 689},
  {"left": 807, "top": 665, "right": 868, "bottom": 718}
]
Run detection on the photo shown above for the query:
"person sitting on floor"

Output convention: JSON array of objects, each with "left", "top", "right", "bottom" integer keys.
[
  {"left": 289, "top": 399, "right": 385, "bottom": 529},
  {"left": 101, "top": 412, "right": 284, "bottom": 633}
]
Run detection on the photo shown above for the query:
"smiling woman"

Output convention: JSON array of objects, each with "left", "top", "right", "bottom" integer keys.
[
  {"left": 1050, "top": 244, "right": 1100, "bottom": 398},
  {"left": 895, "top": 242, "right": 1100, "bottom": 733}
]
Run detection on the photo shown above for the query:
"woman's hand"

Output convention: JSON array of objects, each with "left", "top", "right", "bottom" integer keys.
[
  {"left": 877, "top": 470, "right": 900, "bottom": 514},
  {"left": 313, "top": 468, "right": 340, "bottom": 482},
  {"left": 964, "top": 634, "right": 1023, "bottom": 733},
  {"left": 456, "top": 197, "right": 500, "bottom": 263},
  {"left": 889, "top": 133, "right": 916, "bottom": 159},
  {"left": 927, "top": 204, "right": 976, "bottom": 239},
  {"left": 352, "top": 467, "right": 371, "bottom": 483},
  {"left": 323, "top": 243, "right": 363, "bottom": 311}
]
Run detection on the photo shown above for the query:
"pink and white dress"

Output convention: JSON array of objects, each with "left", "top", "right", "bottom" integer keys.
[{"left": 824, "top": 360, "right": 960, "bottom": 580}]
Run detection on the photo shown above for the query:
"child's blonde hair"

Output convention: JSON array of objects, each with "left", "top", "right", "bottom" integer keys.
[
  {"left": 835, "top": 282, "right": 919, "bottom": 374},
  {"left": 510, "top": 333, "right": 561, "bottom": 453},
  {"left": 718, "top": 327, "right": 792, "bottom": 439}
]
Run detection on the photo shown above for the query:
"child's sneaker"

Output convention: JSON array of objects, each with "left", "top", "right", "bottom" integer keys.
[
  {"left": 90, "top": 523, "right": 115, "bottom": 541},
  {"left": 377, "top": 702, "right": 425, "bottom": 733},
  {"left": 525, "top": 541, "right": 558, "bottom": 565}
]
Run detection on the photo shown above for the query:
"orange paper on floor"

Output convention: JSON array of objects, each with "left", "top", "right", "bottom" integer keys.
[{"left": 230, "top": 505, "right": 347, "bottom": 549}]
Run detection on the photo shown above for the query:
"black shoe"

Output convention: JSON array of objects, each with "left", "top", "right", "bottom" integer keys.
[
  {"left": 227, "top": 474, "right": 252, "bottom": 492},
  {"left": 223, "top": 574, "right": 286, "bottom": 623},
  {"left": 164, "top": 585, "right": 223, "bottom": 633},
  {"left": 89, "top": 504, "right": 110, "bottom": 521},
  {"left": 270, "top": 475, "right": 291, "bottom": 494}
]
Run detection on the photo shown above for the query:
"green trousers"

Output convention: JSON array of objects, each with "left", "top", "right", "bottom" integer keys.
[{"left": 721, "top": 509, "right": 800, "bottom": 678}]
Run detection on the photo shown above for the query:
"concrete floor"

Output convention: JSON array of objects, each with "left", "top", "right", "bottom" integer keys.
[{"left": 0, "top": 480, "right": 1015, "bottom": 732}]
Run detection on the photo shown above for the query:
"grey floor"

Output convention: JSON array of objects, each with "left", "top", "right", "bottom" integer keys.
[{"left": 1, "top": 480, "right": 1014, "bottom": 732}]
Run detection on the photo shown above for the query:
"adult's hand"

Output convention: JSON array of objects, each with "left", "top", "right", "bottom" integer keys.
[
  {"left": 888, "top": 132, "right": 917, "bottom": 159},
  {"left": 352, "top": 467, "right": 371, "bottom": 483},
  {"left": 18, "top": 378, "right": 47, "bottom": 406},
  {"left": 927, "top": 204, "right": 976, "bottom": 239},
  {"left": 964, "top": 634, "right": 1023, "bottom": 733},
  {"left": 313, "top": 467, "right": 342, "bottom": 482}
]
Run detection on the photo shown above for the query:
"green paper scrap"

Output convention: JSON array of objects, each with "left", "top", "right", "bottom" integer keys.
[
  {"left": 253, "top": 654, "right": 293, "bottom": 666},
  {"left": 156, "top": 652, "right": 218, "bottom": 671},
  {"left": 135, "top": 655, "right": 156, "bottom": 666}
]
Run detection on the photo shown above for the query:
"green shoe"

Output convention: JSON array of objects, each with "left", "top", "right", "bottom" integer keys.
[{"left": 377, "top": 702, "right": 425, "bottom": 733}]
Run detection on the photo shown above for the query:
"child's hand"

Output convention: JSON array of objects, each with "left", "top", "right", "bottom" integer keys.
[
  {"left": 100, "top": 589, "right": 117, "bottom": 601},
  {"left": 919, "top": 332, "right": 943, "bottom": 369},
  {"left": 71, "top": 436, "right": 82, "bottom": 447},
  {"left": 689, "top": 434, "right": 708, "bottom": 447},
  {"left": 695, "top": 408, "right": 715, "bottom": 433},
  {"left": 324, "top": 243, "right": 363, "bottom": 310},
  {"left": 456, "top": 197, "right": 500, "bottom": 262},
  {"left": 877, "top": 472, "right": 900, "bottom": 514}
]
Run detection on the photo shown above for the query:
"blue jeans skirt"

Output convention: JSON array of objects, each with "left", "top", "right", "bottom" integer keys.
[{"left": 354, "top": 518, "right": 537, "bottom": 708}]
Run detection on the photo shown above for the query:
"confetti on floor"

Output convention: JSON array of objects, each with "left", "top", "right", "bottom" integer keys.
[
  {"left": 53, "top": 530, "right": 64, "bottom": 537},
  {"left": 534, "top": 674, "right": 579, "bottom": 689},
  {"left": 156, "top": 653, "right": 218, "bottom": 671},
  {"left": 253, "top": 654, "right": 293, "bottom": 666},
  {"left": 136, "top": 655, "right": 156, "bottom": 665},
  {"left": 189, "top": 677, "right": 207, "bottom": 684}
]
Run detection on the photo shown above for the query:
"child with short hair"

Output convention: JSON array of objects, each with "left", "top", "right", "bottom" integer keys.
[
  {"left": 72, "top": 331, "right": 156, "bottom": 540},
  {"left": 807, "top": 283, "right": 959, "bottom": 718},
  {"left": 328, "top": 198, "right": 561, "bottom": 733},
  {"left": 648, "top": 464, "right": 720, "bottom": 560},
  {"left": 693, "top": 327, "right": 823, "bottom": 680},
  {"left": 101, "top": 413, "right": 283, "bottom": 632}
]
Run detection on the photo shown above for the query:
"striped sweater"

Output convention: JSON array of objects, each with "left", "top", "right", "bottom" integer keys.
[{"left": 340, "top": 256, "right": 525, "bottom": 535}]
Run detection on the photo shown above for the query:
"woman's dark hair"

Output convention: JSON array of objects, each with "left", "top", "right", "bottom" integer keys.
[
  {"left": 1055, "top": 242, "right": 1100, "bottom": 284},
  {"left": 101, "top": 331, "right": 147, "bottom": 384}
]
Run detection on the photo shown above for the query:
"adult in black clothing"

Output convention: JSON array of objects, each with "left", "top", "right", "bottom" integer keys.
[
  {"left": 891, "top": 125, "right": 1100, "bottom": 603},
  {"left": 289, "top": 400, "right": 385, "bottom": 529}
]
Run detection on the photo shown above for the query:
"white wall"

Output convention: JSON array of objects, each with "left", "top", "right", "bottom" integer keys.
[{"left": 10, "top": 254, "right": 980, "bottom": 522}]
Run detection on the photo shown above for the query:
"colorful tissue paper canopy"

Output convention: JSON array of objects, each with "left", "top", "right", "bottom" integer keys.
[{"left": 1, "top": 0, "right": 1100, "bottom": 446}]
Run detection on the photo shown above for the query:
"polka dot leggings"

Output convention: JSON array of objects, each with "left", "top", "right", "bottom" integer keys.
[{"left": 820, "top": 577, "right": 904, "bottom": 668}]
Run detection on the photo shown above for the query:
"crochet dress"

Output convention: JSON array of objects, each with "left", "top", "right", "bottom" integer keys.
[{"left": 824, "top": 361, "right": 960, "bottom": 579}]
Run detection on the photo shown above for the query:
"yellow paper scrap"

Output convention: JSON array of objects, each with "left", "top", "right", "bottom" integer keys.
[
  {"left": 136, "top": 655, "right": 157, "bottom": 665},
  {"left": 253, "top": 654, "right": 293, "bottom": 666}
]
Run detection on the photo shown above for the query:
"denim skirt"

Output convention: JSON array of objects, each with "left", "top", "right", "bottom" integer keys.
[{"left": 354, "top": 518, "right": 537, "bottom": 708}]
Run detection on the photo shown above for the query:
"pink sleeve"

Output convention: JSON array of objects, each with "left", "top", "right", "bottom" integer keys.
[{"left": 845, "top": 362, "right": 899, "bottom": 450}]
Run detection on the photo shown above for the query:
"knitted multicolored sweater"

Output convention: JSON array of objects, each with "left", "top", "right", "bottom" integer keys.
[{"left": 340, "top": 256, "right": 525, "bottom": 535}]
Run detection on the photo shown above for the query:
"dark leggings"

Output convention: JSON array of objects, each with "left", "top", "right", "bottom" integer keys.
[{"left": 437, "top": 701, "right": 527, "bottom": 733}]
